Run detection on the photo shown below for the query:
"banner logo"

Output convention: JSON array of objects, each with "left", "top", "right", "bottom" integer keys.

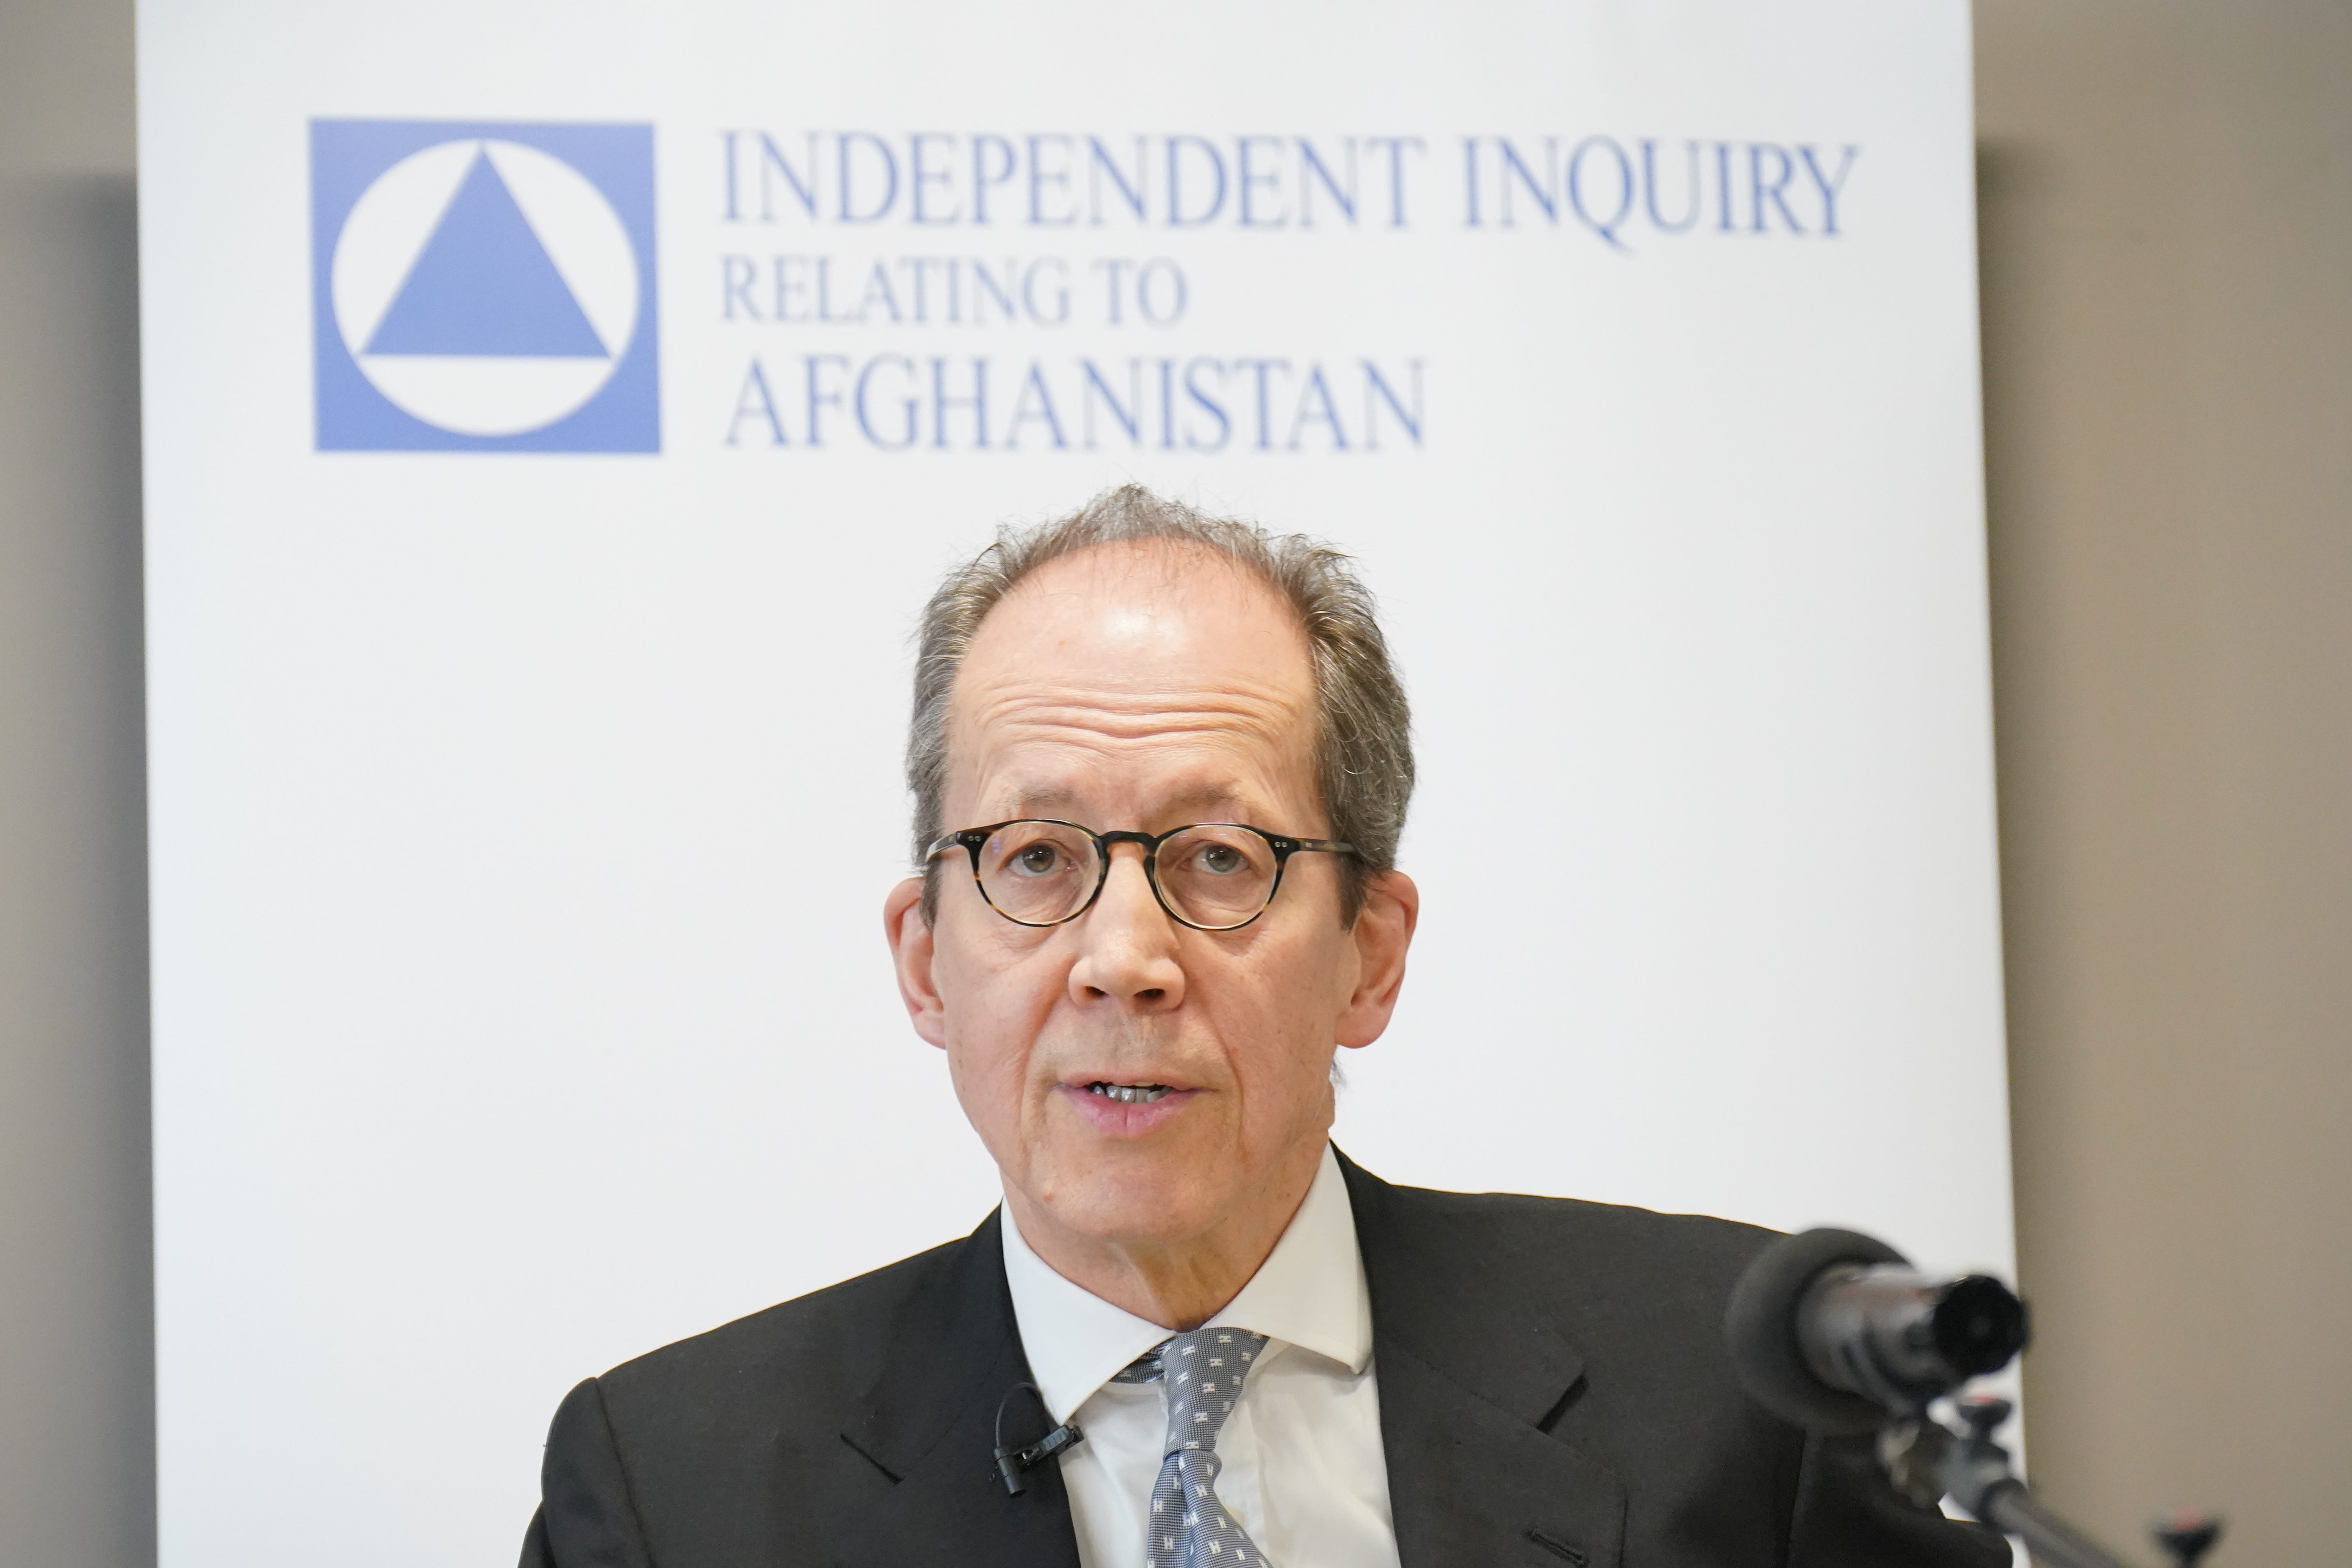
[{"left": 310, "top": 120, "right": 659, "bottom": 452}]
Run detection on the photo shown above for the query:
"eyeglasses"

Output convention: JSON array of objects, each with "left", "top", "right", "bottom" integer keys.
[{"left": 926, "top": 820, "right": 1356, "bottom": 932}]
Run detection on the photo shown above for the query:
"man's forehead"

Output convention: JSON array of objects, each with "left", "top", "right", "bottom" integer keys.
[
  {"left": 939, "top": 542, "right": 1321, "bottom": 812},
  {"left": 956, "top": 541, "right": 1314, "bottom": 697}
]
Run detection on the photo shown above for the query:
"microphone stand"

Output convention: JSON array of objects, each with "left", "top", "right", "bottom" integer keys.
[{"left": 1877, "top": 1397, "right": 2221, "bottom": 1568}]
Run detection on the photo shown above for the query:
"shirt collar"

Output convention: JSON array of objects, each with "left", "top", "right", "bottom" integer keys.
[{"left": 1000, "top": 1143, "right": 1372, "bottom": 1423}]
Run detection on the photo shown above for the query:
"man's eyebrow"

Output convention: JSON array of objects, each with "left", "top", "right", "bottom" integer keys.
[{"left": 1002, "top": 786, "right": 1087, "bottom": 818}]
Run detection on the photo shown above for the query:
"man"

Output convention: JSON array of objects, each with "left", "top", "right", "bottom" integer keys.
[{"left": 522, "top": 487, "right": 2007, "bottom": 1568}]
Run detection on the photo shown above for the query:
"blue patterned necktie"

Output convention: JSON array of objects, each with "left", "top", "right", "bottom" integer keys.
[{"left": 1111, "top": 1327, "right": 1276, "bottom": 1568}]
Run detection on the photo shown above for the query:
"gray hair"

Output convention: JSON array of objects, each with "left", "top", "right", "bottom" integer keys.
[{"left": 907, "top": 485, "right": 1414, "bottom": 921}]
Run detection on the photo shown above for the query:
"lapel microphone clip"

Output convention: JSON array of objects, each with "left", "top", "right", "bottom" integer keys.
[{"left": 992, "top": 1381, "right": 1084, "bottom": 1497}]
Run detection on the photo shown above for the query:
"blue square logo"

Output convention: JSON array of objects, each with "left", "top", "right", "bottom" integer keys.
[{"left": 311, "top": 120, "right": 659, "bottom": 452}]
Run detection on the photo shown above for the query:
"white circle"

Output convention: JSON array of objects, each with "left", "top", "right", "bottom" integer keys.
[{"left": 331, "top": 138, "right": 640, "bottom": 437}]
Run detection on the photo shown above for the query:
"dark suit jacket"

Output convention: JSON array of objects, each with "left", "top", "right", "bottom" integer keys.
[{"left": 522, "top": 1151, "right": 2008, "bottom": 1567}]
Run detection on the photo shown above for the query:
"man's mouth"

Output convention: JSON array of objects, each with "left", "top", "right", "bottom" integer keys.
[{"left": 1083, "top": 1081, "right": 1174, "bottom": 1105}]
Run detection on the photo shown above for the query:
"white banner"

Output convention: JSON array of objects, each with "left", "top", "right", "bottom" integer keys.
[{"left": 139, "top": 1, "right": 2007, "bottom": 1562}]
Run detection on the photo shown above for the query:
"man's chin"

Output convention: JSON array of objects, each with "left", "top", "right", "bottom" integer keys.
[{"left": 1025, "top": 1148, "right": 1228, "bottom": 1247}]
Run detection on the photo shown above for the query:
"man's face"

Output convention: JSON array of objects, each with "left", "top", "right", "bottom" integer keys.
[{"left": 885, "top": 542, "right": 1413, "bottom": 1254}]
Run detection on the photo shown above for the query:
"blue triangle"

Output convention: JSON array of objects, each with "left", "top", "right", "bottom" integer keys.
[{"left": 364, "top": 148, "right": 609, "bottom": 358}]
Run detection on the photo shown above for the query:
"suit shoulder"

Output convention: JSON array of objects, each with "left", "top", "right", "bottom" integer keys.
[
  {"left": 593, "top": 1233, "right": 964, "bottom": 1413},
  {"left": 1368, "top": 1176, "right": 1781, "bottom": 1307},
  {"left": 541, "top": 1230, "right": 999, "bottom": 1563}
]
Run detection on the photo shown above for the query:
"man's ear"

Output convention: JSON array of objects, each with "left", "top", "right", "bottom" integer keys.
[
  {"left": 1336, "top": 869, "right": 1418, "bottom": 1050},
  {"left": 883, "top": 875, "right": 949, "bottom": 1049}
]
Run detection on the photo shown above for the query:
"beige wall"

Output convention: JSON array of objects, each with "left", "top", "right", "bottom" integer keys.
[
  {"left": 1976, "top": 2, "right": 2352, "bottom": 1562},
  {"left": 0, "top": 0, "right": 151, "bottom": 1562},
  {"left": 0, "top": 2, "right": 2343, "bottom": 1562}
]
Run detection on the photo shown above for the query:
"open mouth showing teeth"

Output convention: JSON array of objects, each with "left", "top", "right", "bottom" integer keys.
[{"left": 1085, "top": 1082, "right": 1173, "bottom": 1105}]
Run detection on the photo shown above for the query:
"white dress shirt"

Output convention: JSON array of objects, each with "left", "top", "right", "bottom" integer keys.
[{"left": 1001, "top": 1143, "right": 1403, "bottom": 1568}]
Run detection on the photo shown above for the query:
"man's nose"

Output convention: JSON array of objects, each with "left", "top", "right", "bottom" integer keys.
[{"left": 1066, "top": 844, "right": 1186, "bottom": 1011}]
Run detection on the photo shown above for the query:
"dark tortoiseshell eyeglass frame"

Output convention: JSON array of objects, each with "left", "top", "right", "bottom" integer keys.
[{"left": 926, "top": 819, "right": 1356, "bottom": 932}]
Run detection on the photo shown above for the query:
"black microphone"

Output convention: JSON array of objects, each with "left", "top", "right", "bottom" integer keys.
[
  {"left": 991, "top": 1381, "right": 1084, "bottom": 1497},
  {"left": 1726, "top": 1229, "right": 2216, "bottom": 1568},
  {"left": 1724, "top": 1227, "right": 2030, "bottom": 1436}
]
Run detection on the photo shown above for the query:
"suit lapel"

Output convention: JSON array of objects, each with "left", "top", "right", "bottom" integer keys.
[
  {"left": 1342, "top": 1151, "right": 1630, "bottom": 1568},
  {"left": 836, "top": 1209, "right": 1082, "bottom": 1568}
]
